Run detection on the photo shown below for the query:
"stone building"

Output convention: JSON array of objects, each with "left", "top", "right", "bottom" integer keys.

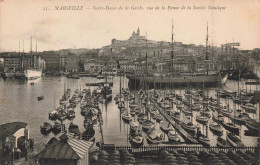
[{"left": 41, "top": 51, "right": 66, "bottom": 72}]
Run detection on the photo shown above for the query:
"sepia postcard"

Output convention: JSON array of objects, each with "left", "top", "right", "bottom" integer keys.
[{"left": 0, "top": 0, "right": 259, "bottom": 164}]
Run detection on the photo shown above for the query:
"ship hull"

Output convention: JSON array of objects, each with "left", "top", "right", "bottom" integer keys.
[{"left": 24, "top": 69, "right": 42, "bottom": 80}]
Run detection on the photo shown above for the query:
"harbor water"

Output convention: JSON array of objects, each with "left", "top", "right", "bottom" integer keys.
[{"left": 0, "top": 75, "right": 258, "bottom": 152}]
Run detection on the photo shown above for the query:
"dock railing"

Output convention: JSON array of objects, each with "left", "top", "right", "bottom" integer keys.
[{"left": 100, "top": 144, "right": 258, "bottom": 159}]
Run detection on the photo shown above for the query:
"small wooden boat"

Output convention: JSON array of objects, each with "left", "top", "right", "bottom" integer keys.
[
  {"left": 191, "top": 104, "right": 201, "bottom": 111},
  {"left": 168, "top": 130, "right": 181, "bottom": 143},
  {"left": 68, "top": 123, "right": 80, "bottom": 136},
  {"left": 122, "top": 112, "right": 132, "bottom": 123},
  {"left": 142, "top": 120, "right": 154, "bottom": 131},
  {"left": 115, "top": 96, "right": 124, "bottom": 104},
  {"left": 171, "top": 112, "right": 181, "bottom": 124},
  {"left": 57, "top": 110, "right": 67, "bottom": 121},
  {"left": 137, "top": 113, "right": 147, "bottom": 124},
  {"left": 222, "top": 122, "right": 239, "bottom": 135},
  {"left": 48, "top": 110, "right": 58, "bottom": 121},
  {"left": 146, "top": 128, "right": 163, "bottom": 144},
  {"left": 220, "top": 108, "right": 232, "bottom": 117},
  {"left": 37, "top": 95, "right": 44, "bottom": 101},
  {"left": 226, "top": 132, "right": 244, "bottom": 147},
  {"left": 130, "top": 121, "right": 139, "bottom": 131},
  {"left": 209, "top": 122, "right": 223, "bottom": 136},
  {"left": 196, "top": 115, "right": 209, "bottom": 124},
  {"left": 181, "top": 122, "right": 196, "bottom": 134},
  {"left": 150, "top": 109, "right": 158, "bottom": 116},
  {"left": 40, "top": 122, "right": 52, "bottom": 135},
  {"left": 118, "top": 101, "right": 125, "bottom": 109},
  {"left": 230, "top": 113, "right": 251, "bottom": 125},
  {"left": 176, "top": 103, "right": 184, "bottom": 110},
  {"left": 218, "top": 90, "right": 229, "bottom": 98},
  {"left": 97, "top": 75, "right": 104, "bottom": 79},
  {"left": 182, "top": 108, "right": 192, "bottom": 116},
  {"left": 225, "top": 89, "right": 236, "bottom": 97},
  {"left": 130, "top": 108, "right": 136, "bottom": 116},
  {"left": 216, "top": 137, "right": 227, "bottom": 147},
  {"left": 81, "top": 107, "right": 92, "bottom": 116},
  {"left": 160, "top": 121, "right": 171, "bottom": 133},
  {"left": 129, "top": 132, "right": 144, "bottom": 147},
  {"left": 197, "top": 135, "right": 210, "bottom": 147},
  {"left": 67, "top": 110, "right": 75, "bottom": 120},
  {"left": 153, "top": 113, "right": 164, "bottom": 122},
  {"left": 82, "top": 128, "right": 95, "bottom": 141},
  {"left": 212, "top": 113, "right": 224, "bottom": 123},
  {"left": 245, "top": 119, "right": 260, "bottom": 133},
  {"left": 242, "top": 103, "right": 256, "bottom": 113},
  {"left": 129, "top": 103, "right": 138, "bottom": 109},
  {"left": 135, "top": 107, "right": 141, "bottom": 115},
  {"left": 52, "top": 122, "right": 61, "bottom": 135},
  {"left": 84, "top": 118, "right": 93, "bottom": 129},
  {"left": 200, "top": 108, "right": 211, "bottom": 117}
]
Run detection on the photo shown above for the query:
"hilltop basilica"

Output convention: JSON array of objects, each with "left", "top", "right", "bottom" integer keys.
[{"left": 128, "top": 27, "right": 146, "bottom": 41}]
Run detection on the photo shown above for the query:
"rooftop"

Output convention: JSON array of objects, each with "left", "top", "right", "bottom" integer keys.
[{"left": 36, "top": 134, "right": 93, "bottom": 160}]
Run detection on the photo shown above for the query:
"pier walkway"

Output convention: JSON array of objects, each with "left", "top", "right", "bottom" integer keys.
[{"left": 149, "top": 98, "right": 198, "bottom": 144}]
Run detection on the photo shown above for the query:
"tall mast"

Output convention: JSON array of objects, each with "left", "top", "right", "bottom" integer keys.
[
  {"left": 22, "top": 39, "right": 24, "bottom": 71},
  {"left": 206, "top": 22, "right": 209, "bottom": 75},
  {"left": 171, "top": 19, "right": 174, "bottom": 75},
  {"left": 206, "top": 22, "right": 208, "bottom": 60},
  {"left": 145, "top": 32, "right": 148, "bottom": 74},
  {"left": 30, "top": 35, "right": 34, "bottom": 68}
]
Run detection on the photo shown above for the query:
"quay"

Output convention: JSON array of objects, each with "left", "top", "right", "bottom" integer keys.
[
  {"left": 150, "top": 97, "right": 199, "bottom": 144},
  {"left": 127, "top": 74, "right": 226, "bottom": 89}
]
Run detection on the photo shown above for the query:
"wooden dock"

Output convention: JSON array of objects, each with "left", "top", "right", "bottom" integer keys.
[{"left": 150, "top": 98, "right": 198, "bottom": 144}]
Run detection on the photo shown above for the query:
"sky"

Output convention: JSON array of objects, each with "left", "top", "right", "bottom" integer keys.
[{"left": 0, "top": 0, "right": 259, "bottom": 52}]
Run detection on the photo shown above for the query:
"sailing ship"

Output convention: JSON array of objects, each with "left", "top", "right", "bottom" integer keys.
[
  {"left": 24, "top": 36, "right": 42, "bottom": 80},
  {"left": 40, "top": 122, "right": 52, "bottom": 135}
]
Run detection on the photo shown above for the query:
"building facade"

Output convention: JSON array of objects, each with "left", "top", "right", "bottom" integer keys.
[
  {"left": 41, "top": 52, "right": 66, "bottom": 72},
  {"left": 83, "top": 59, "right": 104, "bottom": 73}
]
